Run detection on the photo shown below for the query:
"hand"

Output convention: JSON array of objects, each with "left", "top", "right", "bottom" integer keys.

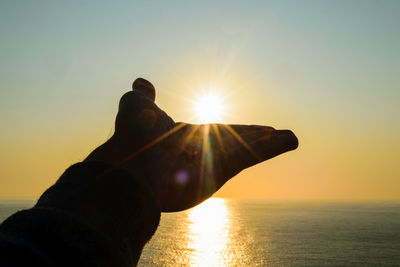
[{"left": 86, "top": 78, "right": 298, "bottom": 212}]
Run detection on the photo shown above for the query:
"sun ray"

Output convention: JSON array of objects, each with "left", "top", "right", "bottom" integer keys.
[
  {"left": 221, "top": 124, "right": 262, "bottom": 161},
  {"left": 113, "top": 123, "right": 187, "bottom": 169},
  {"left": 198, "top": 125, "right": 213, "bottom": 199},
  {"left": 211, "top": 124, "right": 232, "bottom": 171},
  {"left": 211, "top": 124, "right": 226, "bottom": 154},
  {"left": 161, "top": 124, "right": 203, "bottom": 185},
  {"left": 183, "top": 124, "right": 201, "bottom": 149}
]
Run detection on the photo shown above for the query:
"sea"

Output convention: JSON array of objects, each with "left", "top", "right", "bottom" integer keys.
[{"left": 1, "top": 198, "right": 399, "bottom": 266}]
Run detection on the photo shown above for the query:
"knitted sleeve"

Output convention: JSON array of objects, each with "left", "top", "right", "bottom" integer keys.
[{"left": 0, "top": 161, "right": 161, "bottom": 267}]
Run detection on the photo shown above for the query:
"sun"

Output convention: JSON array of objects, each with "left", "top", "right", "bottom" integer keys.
[{"left": 193, "top": 91, "right": 225, "bottom": 123}]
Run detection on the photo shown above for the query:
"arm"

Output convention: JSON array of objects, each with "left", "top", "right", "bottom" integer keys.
[
  {"left": 0, "top": 78, "right": 298, "bottom": 266},
  {"left": 0, "top": 162, "right": 160, "bottom": 267}
]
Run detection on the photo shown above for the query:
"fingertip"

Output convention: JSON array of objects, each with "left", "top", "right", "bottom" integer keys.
[
  {"left": 274, "top": 129, "right": 299, "bottom": 151},
  {"left": 132, "top": 78, "right": 156, "bottom": 102}
]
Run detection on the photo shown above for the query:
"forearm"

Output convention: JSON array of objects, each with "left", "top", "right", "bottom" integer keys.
[{"left": 0, "top": 162, "right": 160, "bottom": 267}]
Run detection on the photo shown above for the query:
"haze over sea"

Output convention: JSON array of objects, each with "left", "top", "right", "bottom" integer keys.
[{"left": 1, "top": 198, "right": 399, "bottom": 266}]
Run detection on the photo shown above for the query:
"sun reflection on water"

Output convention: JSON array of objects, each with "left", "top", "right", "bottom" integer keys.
[{"left": 187, "top": 198, "right": 232, "bottom": 266}]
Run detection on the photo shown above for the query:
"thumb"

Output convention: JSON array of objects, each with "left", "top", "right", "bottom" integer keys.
[
  {"left": 116, "top": 78, "right": 175, "bottom": 140},
  {"left": 132, "top": 78, "right": 156, "bottom": 102},
  {"left": 118, "top": 77, "right": 156, "bottom": 114}
]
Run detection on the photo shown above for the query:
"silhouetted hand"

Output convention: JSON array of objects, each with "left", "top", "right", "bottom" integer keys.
[{"left": 86, "top": 78, "right": 298, "bottom": 212}]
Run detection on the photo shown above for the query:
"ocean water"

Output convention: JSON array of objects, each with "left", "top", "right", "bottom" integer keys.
[{"left": 1, "top": 198, "right": 399, "bottom": 266}]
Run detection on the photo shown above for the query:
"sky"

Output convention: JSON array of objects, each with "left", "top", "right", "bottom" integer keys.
[{"left": 0, "top": 0, "right": 399, "bottom": 200}]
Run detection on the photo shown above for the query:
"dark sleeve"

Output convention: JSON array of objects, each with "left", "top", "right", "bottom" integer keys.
[{"left": 0, "top": 162, "right": 161, "bottom": 267}]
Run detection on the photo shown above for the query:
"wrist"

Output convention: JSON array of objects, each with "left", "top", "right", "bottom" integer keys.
[
  {"left": 85, "top": 136, "right": 149, "bottom": 189},
  {"left": 85, "top": 138, "right": 116, "bottom": 164}
]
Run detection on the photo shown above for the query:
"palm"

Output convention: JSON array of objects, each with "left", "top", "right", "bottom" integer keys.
[{"left": 101, "top": 79, "right": 298, "bottom": 212}]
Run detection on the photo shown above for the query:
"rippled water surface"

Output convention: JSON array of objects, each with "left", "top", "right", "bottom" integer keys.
[{"left": 1, "top": 199, "right": 400, "bottom": 266}]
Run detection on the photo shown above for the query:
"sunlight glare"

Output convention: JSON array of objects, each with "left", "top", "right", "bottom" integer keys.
[
  {"left": 187, "top": 198, "right": 233, "bottom": 266},
  {"left": 193, "top": 91, "right": 225, "bottom": 123}
]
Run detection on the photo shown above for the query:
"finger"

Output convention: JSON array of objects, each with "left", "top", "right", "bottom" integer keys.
[
  {"left": 222, "top": 125, "right": 298, "bottom": 157},
  {"left": 212, "top": 124, "right": 298, "bottom": 177},
  {"left": 168, "top": 123, "right": 297, "bottom": 181},
  {"left": 174, "top": 124, "right": 298, "bottom": 185},
  {"left": 116, "top": 89, "right": 175, "bottom": 143},
  {"left": 132, "top": 77, "right": 156, "bottom": 102}
]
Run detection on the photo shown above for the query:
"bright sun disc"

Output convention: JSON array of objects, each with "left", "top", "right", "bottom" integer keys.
[{"left": 194, "top": 92, "right": 224, "bottom": 123}]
